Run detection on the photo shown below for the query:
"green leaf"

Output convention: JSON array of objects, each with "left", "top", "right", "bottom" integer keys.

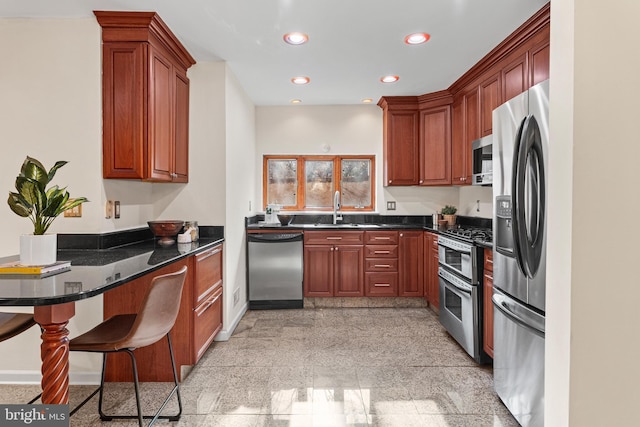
[
  {"left": 47, "top": 161, "right": 68, "bottom": 183},
  {"left": 42, "top": 190, "right": 67, "bottom": 217},
  {"left": 21, "top": 157, "right": 49, "bottom": 189},
  {"left": 15, "top": 177, "right": 43, "bottom": 206},
  {"left": 7, "top": 193, "right": 31, "bottom": 217}
]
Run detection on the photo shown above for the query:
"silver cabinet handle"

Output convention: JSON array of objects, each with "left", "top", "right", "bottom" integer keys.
[
  {"left": 374, "top": 264, "right": 391, "bottom": 268},
  {"left": 374, "top": 283, "right": 391, "bottom": 287},
  {"left": 374, "top": 250, "right": 390, "bottom": 254},
  {"left": 374, "top": 237, "right": 391, "bottom": 240}
]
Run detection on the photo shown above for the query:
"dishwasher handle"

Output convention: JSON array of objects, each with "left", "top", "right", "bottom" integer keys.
[{"left": 248, "top": 233, "right": 303, "bottom": 243}]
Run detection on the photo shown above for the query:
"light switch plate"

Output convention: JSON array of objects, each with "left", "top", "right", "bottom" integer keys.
[
  {"left": 64, "top": 205, "right": 82, "bottom": 217},
  {"left": 387, "top": 201, "right": 396, "bottom": 210}
]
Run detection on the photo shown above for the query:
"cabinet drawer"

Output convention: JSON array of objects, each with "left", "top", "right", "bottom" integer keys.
[
  {"left": 194, "top": 244, "right": 223, "bottom": 305},
  {"left": 364, "top": 231, "right": 399, "bottom": 245},
  {"left": 364, "top": 245, "right": 398, "bottom": 258},
  {"left": 193, "top": 286, "right": 222, "bottom": 363},
  {"left": 304, "top": 231, "right": 364, "bottom": 245},
  {"left": 484, "top": 249, "right": 493, "bottom": 272},
  {"left": 365, "top": 258, "right": 398, "bottom": 272},
  {"left": 365, "top": 272, "right": 398, "bottom": 296}
]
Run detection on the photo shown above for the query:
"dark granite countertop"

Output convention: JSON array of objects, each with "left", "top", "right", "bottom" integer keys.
[{"left": 0, "top": 228, "right": 224, "bottom": 307}]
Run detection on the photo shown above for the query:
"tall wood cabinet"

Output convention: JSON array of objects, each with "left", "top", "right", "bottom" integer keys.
[
  {"left": 423, "top": 231, "right": 439, "bottom": 310},
  {"left": 398, "top": 231, "right": 424, "bottom": 296},
  {"left": 95, "top": 11, "right": 196, "bottom": 182}
]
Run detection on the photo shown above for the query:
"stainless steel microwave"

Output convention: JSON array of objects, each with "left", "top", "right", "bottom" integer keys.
[{"left": 472, "top": 135, "right": 493, "bottom": 186}]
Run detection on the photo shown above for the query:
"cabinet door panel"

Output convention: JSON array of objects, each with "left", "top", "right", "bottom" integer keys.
[
  {"left": 451, "top": 97, "right": 466, "bottom": 184},
  {"left": 173, "top": 70, "right": 190, "bottom": 182},
  {"left": 398, "top": 231, "right": 424, "bottom": 296},
  {"left": 480, "top": 73, "right": 501, "bottom": 137},
  {"left": 194, "top": 245, "right": 223, "bottom": 305},
  {"left": 102, "top": 43, "right": 146, "bottom": 179},
  {"left": 483, "top": 272, "right": 494, "bottom": 358},
  {"left": 420, "top": 106, "right": 451, "bottom": 185},
  {"left": 148, "top": 47, "right": 174, "bottom": 181},
  {"left": 304, "top": 245, "right": 333, "bottom": 296},
  {"left": 365, "top": 272, "right": 398, "bottom": 296},
  {"left": 334, "top": 245, "right": 364, "bottom": 297},
  {"left": 193, "top": 286, "right": 223, "bottom": 363},
  {"left": 385, "top": 110, "right": 420, "bottom": 186},
  {"left": 530, "top": 42, "right": 550, "bottom": 87},
  {"left": 502, "top": 52, "right": 528, "bottom": 103}
]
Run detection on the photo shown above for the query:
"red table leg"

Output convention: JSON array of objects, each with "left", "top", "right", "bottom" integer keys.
[{"left": 33, "top": 303, "right": 75, "bottom": 404}]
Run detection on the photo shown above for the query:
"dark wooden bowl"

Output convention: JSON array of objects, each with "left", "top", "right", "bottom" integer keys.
[{"left": 148, "top": 220, "right": 184, "bottom": 245}]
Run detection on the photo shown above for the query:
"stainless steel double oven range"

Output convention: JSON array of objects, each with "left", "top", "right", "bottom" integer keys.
[{"left": 437, "top": 226, "right": 491, "bottom": 364}]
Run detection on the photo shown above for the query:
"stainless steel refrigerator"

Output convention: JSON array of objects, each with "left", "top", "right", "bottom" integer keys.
[{"left": 492, "top": 79, "right": 548, "bottom": 427}]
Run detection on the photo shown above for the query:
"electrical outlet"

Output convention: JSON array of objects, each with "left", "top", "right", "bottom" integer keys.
[
  {"left": 233, "top": 288, "right": 240, "bottom": 305},
  {"left": 386, "top": 201, "right": 396, "bottom": 210}
]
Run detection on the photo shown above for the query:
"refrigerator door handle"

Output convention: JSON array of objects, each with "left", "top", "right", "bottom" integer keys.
[
  {"left": 511, "top": 116, "right": 528, "bottom": 276},
  {"left": 492, "top": 292, "right": 545, "bottom": 338},
  {"left": 513, "top": 114, "right": 546, "bottom": 279}
]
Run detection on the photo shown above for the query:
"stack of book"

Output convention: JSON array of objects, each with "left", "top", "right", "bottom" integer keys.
[{"left": 0, "top": 260, "right": 71, "bottom": 278}]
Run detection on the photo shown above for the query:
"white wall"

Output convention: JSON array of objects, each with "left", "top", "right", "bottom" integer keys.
[
  {"left": 458, "top": 186, "right": 493, "bottom": 218},
  {"left": 547, "top": 1, "right": 640, "bottom": 425},
  {"left": 255, "top": 105, "right": 460, "bottom": 216},
  {"left": 221, "top": 65, "right": 256, "bottom": 338}
]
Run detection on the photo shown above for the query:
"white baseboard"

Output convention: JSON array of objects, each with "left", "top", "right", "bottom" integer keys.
[
  {"left": 214, "top": 301, "right": 248, "bottom": 342},
  {"left": 0, "top": 371, "right": 100, "bottom": 385}
]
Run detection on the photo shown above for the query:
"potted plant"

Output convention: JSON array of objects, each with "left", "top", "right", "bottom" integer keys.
[
  {"left": 8, "top": 156, "right": 88, "bottom": 265},
  {"left": 441, "top": 205, "right": 458, "bottom": 227}
]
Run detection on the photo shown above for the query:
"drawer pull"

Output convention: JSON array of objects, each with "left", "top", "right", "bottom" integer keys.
[
  {"left": 197, "top": 247, "right": 221, "bottom": 261},
  {"left": 326, "top": 237, "right": 343, "bottom": 240},
  {"left": 374, "top": 283, "right": 391, "bottom": 287},
  {"left": 374, "top": 264, "right": 391, "bottom": 268},
  {"left": 374, "top": 237, "right": 391, "bottom": 240},
  {"left": 196, "top": 292, "right": 221, "bottom": 316},
  {"left": 374, "top": 250, "right": 390, "bottom": 254}
]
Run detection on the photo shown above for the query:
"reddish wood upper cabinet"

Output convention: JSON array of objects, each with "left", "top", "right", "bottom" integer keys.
[
  {"left": 378, "top": 98, "right": 420, "bottom": 186},
  {"left": 420, "top": 105, "right": 451, "bottom": 185},
  {"left": 530, "top": 38, "right": 550, "bottom": 87},
  {"left": 483, "top": 249, "right": 494, "bottom": 358},
  {"left": 95, "top": 11, "right": 195, "bottom": 182},
  {"left": 304, "top": 231, "right": 364, "bottom": 297},
  {"left": 480, "top": 72, "right": 501, "bottom": 137},
  {"left": 451, "top": 88, "right": 478, "bottom": 185},
  {"left": 502, "top": 50, "right": 529, "bottom": 103},
  {"left": 398, "top": 231, "right": 423, "bottom": 297}
]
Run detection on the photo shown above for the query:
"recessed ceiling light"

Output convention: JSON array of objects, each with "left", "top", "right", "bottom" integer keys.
[
  {"left": 380, "top": 75, "right": 399, "bottom": 83},
  {"left": 404, "top": 33, "right": 430, "bottom": 45},
  {"left": 291, "top": 76, "right": 310, "bottom": 85},
  {"left": 283, "top": 32, "right": 309, "bottom": 45},
  {"left": 362, "top": 98, "right": 373, "bottom": 104},
  {"left": 291, "top": 99, "right": 302, "bottom": 104}
]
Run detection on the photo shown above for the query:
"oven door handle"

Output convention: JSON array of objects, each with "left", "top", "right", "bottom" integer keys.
[
  {"left": 492, "top": 292, "right": 545, "bottom": 337},
  {"left": 438, "top": 270, "right": 472, "bottom": 295}
]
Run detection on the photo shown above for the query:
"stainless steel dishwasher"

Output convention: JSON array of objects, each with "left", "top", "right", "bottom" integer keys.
[{"left": 247, "top": 232, "right": 303, "bottom": 309}]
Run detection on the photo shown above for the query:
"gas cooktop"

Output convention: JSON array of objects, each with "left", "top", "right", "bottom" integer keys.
[{"left": 442, "top": 226, "right": 492, "bottom": 244}]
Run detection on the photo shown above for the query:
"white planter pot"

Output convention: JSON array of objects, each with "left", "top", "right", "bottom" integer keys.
[{"left": 20, "top": 234, "right": 57, "bottom": 266}]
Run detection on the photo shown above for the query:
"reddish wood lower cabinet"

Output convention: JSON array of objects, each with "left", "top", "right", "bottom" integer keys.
[
  {"left": 103, "top": 243, "right": 223, "bottom": 382},
  {"left": 364, "top": 231, "right": 399, "bottom": 297},
  {"left": 398, "top": 231, "right": 423, "bottom": 296},
  {"left": 423, "top": 232, "right": 439, "bottom": 309},
  {"left": 304, "top": 231, "right": 364, "bottom": 297},
  {"left": 483, "top": 249, "right": 494, "bottom": 358}
]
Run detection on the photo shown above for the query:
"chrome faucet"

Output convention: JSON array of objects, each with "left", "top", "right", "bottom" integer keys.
[{"left": 333, "top": 190, "right": 343, "bottom": 224}]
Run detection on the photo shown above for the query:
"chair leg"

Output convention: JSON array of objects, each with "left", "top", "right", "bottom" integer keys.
[{"left": 89, "top": 336, "right": 182, "bottom": 426}]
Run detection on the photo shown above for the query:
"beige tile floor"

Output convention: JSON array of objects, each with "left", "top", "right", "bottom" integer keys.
[{"left": 0, "top": 306, "right": 518, "bottom": 426}]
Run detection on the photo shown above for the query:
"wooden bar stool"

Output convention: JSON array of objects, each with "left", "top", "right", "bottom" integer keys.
[{"left": 69, "top": 266, "right": 188, "bottom": 426}]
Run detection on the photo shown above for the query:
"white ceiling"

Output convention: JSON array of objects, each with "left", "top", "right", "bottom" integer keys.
[{"left": 0, "top": 0, "right": 548, "bottom": 106}]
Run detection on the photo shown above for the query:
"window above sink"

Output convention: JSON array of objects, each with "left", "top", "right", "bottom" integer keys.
[{"left": 264, "top": 155, "right": 375, "bottom": 212}]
